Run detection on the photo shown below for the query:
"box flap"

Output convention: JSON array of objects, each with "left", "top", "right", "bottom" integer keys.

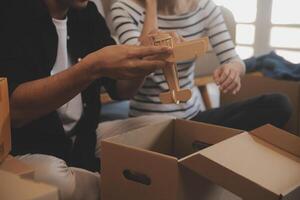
[
  {"left": 179, "top": 132, "right": 300, "bottom": 200},
  {"left": 0, "top": 170, "right": 59, "bottom": 200},
  {"left": 0, "top": 155, "right": 34, "bottom": 179},
  {"left": 251, "top": 124, "right": 300, "bottom": 158},
  {"left": 0, "top": 78, "right": 11, "bottom": 163},
  {"left": 173, "top": 119, "right": 242, "bottom": 158},
  {"left": 104, "top": 119, "right": 174, "bottom": 155},
  {"left": 281, "top": 185, "right": 300, "bottom": 200}
]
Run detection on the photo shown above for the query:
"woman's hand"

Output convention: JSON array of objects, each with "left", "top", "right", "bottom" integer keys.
[{"left": 213, "top": 61, "right": 244, "bottom": 95}]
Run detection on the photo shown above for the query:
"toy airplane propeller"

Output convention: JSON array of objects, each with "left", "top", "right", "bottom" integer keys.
[{"left": 149, "top": 33, "right": 209, "bottom": 104}]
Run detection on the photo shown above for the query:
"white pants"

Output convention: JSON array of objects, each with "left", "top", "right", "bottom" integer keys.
[{"left": 16, "top": 115, "right": 171, "bottom": 200}]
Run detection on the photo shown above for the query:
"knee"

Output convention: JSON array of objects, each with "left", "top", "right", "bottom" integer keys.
[
  {"left": 31, "top": 155, "right": 76, "bottom": 200},
  {"left": 263, "top": 93, "right": 293, "bottom": 123}
]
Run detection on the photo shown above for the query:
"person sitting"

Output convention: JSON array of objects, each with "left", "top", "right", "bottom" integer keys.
[
  {"left": 0, "top": 0, "right": 173, "bottom": 199},
  {"left": 111, "top": 0, "right": 292, "bottom": 131}
]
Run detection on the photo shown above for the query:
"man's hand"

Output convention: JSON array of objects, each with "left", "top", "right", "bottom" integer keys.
[
  {"left": 168, "top": 31, "right": 185, "bottom": 44},
  {"left": 140, "top": 30, "right": 185, "bottom": 46},
  {"left": 85, "top": 45, "right": 172, "bottom": 80},
  {"left": 213, "top": 61, "right": 244, "bottom": 95}
]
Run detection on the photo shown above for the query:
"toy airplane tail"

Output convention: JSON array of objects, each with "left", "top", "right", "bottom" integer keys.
[{"left": 159, "top": 89, "right": 192, "bottom": 104}]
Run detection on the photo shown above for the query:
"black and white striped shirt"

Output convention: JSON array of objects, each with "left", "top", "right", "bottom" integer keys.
[{"left": 111, "top": 0, "right": 242, "bottom": 119}]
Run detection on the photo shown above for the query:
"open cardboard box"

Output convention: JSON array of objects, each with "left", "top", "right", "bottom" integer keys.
[
  {"left": 0, "top": 170, "right": 59, "bottom": 200},
  {"left": 0, "top": 155, "right": 34, "bottom": 178},
  {"left": 0, "top": 79, "right": 56, "bottom": 198},
  {"left": 101, "top": 119, "right": 300, "bottom": 200},
  {"left": 222, "top": 74, "right": 300, "bottom": 136},
  {"left": 0, "top": 78, "right": 34, "bottom": 178},
  {"left": 0, "top": 78, "right": 11, "bottom": 163},
  {"left": 101, "top": 119, "right": 242, "bottom": 200}
]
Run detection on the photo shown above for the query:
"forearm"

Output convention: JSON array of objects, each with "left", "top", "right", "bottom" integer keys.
[
  {"left": 229, "top": 58, "right": 246, "bottom": 75},
  {"left": 112, "top": 1, "right": 158, "bottom": 99},
  {"left": 140, "top": 0, "right": 158, "bottom": 40},
  {"left": 116, "top": 79, "right": 145, "bottom": 99},
  {"left": 9, "top": 44, "right": 171, "bottom": 127},
  {"left": 10, "top": 59, "right": 95, "bottom": 127},
  {"left": 111, "top": 2, "right": 140, "bottom": 45}
]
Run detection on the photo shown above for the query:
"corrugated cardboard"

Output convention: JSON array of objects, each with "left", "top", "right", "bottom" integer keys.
[
  {"left": 181, "top": 124, "right": 300, "bottom": 200},
  {"left": 101, "top": 119, "right": 243, "bottom": 200},
  {"left": 221, "top": 75, "right": 300, "bottom": 135},
  {"left": 0, "top": 78, "right": 11, "bottom": 163},
  {"left": 102, "top": 119, "right": 300, "bottom": 200},
  {"left": 0, "top": 170, "right": 59, "bottom": 200},
  {"left": 0, "top": 155, "right": 34, "bottom": 179},
  {"left": 0, "top": 78, "right": 35, "bottom": 178}
]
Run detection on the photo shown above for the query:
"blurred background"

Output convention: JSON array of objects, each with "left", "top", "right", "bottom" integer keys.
[
  {"left": 215, "top": 0, "right": 300, "bottom": 62},
  {"left": 93, "top": 0, "right": 300, "bottom": 63}
]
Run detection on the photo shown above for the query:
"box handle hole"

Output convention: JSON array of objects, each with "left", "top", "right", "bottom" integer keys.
[
  {"left": 123, "top": 169, "right": 151, "bottom": 186},
  {"left": 192, "top": 140, "right": 211, "bottom": 151}
]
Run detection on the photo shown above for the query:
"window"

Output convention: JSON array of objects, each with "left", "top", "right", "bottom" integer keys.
[
  {"left": 215, "top": 0, "right": 300, "bottom": 63},
  {"left": 235, "top": 46, "right": 254, "bottom": 60},
  {"left": 214, "top": 0, "right": 257, "bottom": 59},
  {"left": 272, "top": 0, "right": 300, "bottom": 25},
  {"left": 236, "top": 24, "right": 255, "bottom": 45},
  {"left": 214, "top": 0, "right": 257, "bottom": 23},
  {"left": 271, "top": 0, "right": 300, "bottom": 63},
  {"left": 276, "top": 50, "right": 300, "bottom": 64},
  {"left": 270, "top": 27, "right": 300, "bottom": 49}
]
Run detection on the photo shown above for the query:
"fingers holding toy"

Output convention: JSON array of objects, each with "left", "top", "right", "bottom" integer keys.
[
  {"left": 139, "top": 29, "right": 160, "bottom": 46},
  {"left": 168, "top": 31, "right": 185, "bottom": 44},
  {"left": 141, "top": 30, "right": 185, "bottom": 47}
]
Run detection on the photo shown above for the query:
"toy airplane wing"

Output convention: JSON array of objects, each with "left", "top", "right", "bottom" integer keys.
[{"left": 167, "top": 37, "right": 209, "bottom": 63}]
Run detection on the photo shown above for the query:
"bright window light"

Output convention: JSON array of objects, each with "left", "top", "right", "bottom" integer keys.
[
  {"left": 272, "top": 0, "right": 300, "bottom": 24},
  {"left": 276, "top": 50, "right": 300, "bottom": 64},
  {"left": 270, "top": 27, "right": 300, "bottom": 49},
  {"left": 236, "top": 46, "right": 254, "bottom": 59},
  {"left": 214, "top": 0, "right": 257, "bottom": 23},
  {"left": 236, "top": 24, "right": 255, "bottom": 45}
]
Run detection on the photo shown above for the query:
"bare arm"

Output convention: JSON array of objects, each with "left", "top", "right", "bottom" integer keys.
[
  {"left": 109, "top": 0, "right": 159, "bottom": 99},
  {"left": 140, "top": 0, "right": 158, "bottom": 41},
  {"left": 203, "top": 0, "right": 245, "bottom": 94},
  {"left": 10, "top": 45, "right": 171, "bottom": 127},
  {"left": 10, "top": 59, "right": 94, "bottom": 127}
]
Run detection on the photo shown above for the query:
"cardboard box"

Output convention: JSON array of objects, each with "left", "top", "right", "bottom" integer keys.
[
  {"left": 0, "top": 78, "right": 56, "bottom": 199},
  {"left": 0, "top": 155, "right": 34, "bottom": 179},
  {"left": 221, "top": 75, "right": 300, "bottom": 135},
  {"left": 0, "top": 170, "right": 59, "bottom": 200},
  {"left": 0, "top": 78, "right": 35, "bottom": 179},
  {"left": 101, "top": 119, "right": 242, "bottom": 200},
  {"left": 0, "top": 78, "right": 11, "bottom": 163},
  {"left": 101, "top": 119, "right": 300, "bottom": 200}
]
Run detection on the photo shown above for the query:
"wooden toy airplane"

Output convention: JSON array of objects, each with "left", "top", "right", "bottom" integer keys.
[{"left": 150, "top": 33, "right": 209, "bottom": 104}]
